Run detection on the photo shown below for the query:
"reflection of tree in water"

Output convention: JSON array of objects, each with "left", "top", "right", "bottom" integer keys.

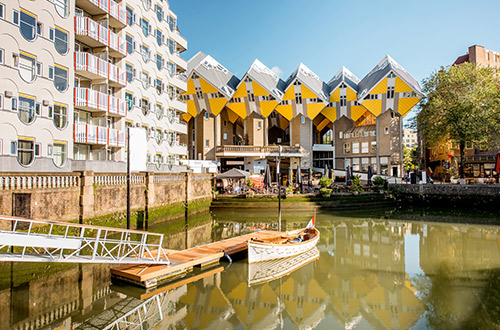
[{"left": 413, "top": 262, "right": 500, "bottom": 330}]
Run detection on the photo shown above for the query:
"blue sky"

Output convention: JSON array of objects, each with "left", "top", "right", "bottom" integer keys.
[{"left": 170, "top": 0, "right": 500, "bottom": 119}]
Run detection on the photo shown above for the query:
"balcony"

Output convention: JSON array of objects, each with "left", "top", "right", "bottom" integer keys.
[
  {"left": 75, "top": 16, "right": 126, "bottom": 58},
  {"left": 74, "top": 52, "right": 126, "bottom": 87},
  {"left": 169, "top": 97, "right": 187, "bottom": 113},
  {"left": 215, "top": 145, "right": 303, "bottom": 158},
  {"left": 74, "top": 88, "right": 126, "bottom": 117},
  {"left": 75, "top": 0, "right": 126, "bottom": 28},
  {"left": 74, "top": 123, "right": 125, "bottom": 147},
  {"left": 171, "top": 52, "right": 187, "bottom": 72},
  {"left": 171, "top": 30, "right": 187, "bottom": 52},
  {"left": 169, "top": 143, "right": 188, "bottom": 156},
  {"left": 169, "top": 118, "right": 188, "bottom": 135},
  {"left": 170, "top": 74, "right": 187, "bottom": 92}
]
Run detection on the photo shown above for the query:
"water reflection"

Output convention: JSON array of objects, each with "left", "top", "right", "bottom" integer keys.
[{"left": 1, "top": 208, "right": 500, "bottom": 329}]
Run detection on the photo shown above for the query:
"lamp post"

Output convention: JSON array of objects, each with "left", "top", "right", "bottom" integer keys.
[
  {"left": 126, "top": 126, "right": 130, "bottom": 230},
  {"left": 277, "top": 145, "right": 282, "bottom": 232}
]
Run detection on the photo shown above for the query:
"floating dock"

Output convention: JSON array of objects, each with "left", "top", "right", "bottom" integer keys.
[{"left": 111, "top": 230, "right": 282, "bottom": 288}]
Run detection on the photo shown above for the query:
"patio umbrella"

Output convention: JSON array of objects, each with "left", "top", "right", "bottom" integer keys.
[
  {"left": 288, "top": 167, "right": 293, "bottom": 186},
  {"left": 324, "top": 164, "right": 329, "bottom": 178},
  {"left": 367, "top": 165, "right": 373, "bottom": 186},
  {"left": 296, "top": 165, "right": 302, "bottom": 185},
  {"left": 495, "top": 153, "right": 500, "bottom": 173},
  {"left": 264, "top": 164, "right": 272, "bottom": 190}
]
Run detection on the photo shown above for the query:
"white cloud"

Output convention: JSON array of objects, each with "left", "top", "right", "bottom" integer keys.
[{"left": 271, "top": 66, "right": 283, "bottom": 78}]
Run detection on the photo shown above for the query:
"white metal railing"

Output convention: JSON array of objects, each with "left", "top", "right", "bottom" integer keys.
[
  {"left": 74, "top": 123, "right": 125, "bottom": 147},
  {"left": 75, "top": 16, "right": 126, "bottom": 56},
  {"left": 86, "top": 0, "right": 127, "bottom": 26},
  {"left": 74, "top": 52, "right": 126, "bottom": 86},
  {"left": 0, "top": 216, "right": 169, "bottom": 264},
  {"left": 0, "top": 174, "right": 79, "bottom": 190},
  {"left": 94, "top": 174, "right": 145, "bottom": 185},
  {"left": 74, "top": 88, "right": 126, "bottom": 117}
]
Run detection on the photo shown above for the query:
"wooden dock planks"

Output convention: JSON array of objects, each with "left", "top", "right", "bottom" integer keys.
[{"left": 111, "top": 230, "right": 282, "bottom": 288}]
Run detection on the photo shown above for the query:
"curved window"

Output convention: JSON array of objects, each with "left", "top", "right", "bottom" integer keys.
[
  {"left": 141, "top": 44, "right": 150, "bottom": 63},
  {"left": 53, "top": 103, "right": 67, "bottom": 129},
  {"left": 126, "top": 6, "right": 134, "bottom": 26},
  {"left": 167, "top": 155, "right": 174, "bottom": 170},
  {"left": 53, "top": 0, "right": 69, "bottom": 17},
  {"left": 126, "top": 34, "right": 134, "bottom": 54},
  {"left": 18, "top": 95, "right": 36, "bottom": 124},
  {"left": 141, "top": 98, "right": 149, "bottom": 115},
  {"left": 141, "top": 18, "right": 149, "bottom": 36},
  {"left": 167, "top": 62, "right": 175, "bottom": 77},
  {"left": 156, "top": 54, "right": 163, "bottom": 71},
  {"left": 167, "top": 15, "right": 175, "bottom": 32},
  {"left": 155, "top": 4, "right": 163, "bottom": 21},
  {"left": 167, "top": 132, "right": 174, "bottom": 146},
  {"left": 154, "top": 153, "right": 162, "bottom": 169},
  {"left": 126, "top": 63, "right": 134, "bottom": 83},
  {"left": 52, "top": 143, "right": 66, "bottom": 167},
  {"left": 54, "top": 27, "right": 68, "bottom": 54},
  {"left": 155, "top": 78, "right": 162, "bottom": 95},
  {"left": 167, "top": 108, "right": 175, "bottom": 123},
  {"left": 19, "top": 9, "right": 37, "bottom": 41},
  {"left": 156, "top": 103, "right": 163, "bottom": 119},
  {"left": 168, "top": 39, "right": 174, "bottom": 54},
  {"left": 18, "top": 52, "right": 36, "bottom": 82},
  {"left": 168, "top": 85, "right": 174, "bottom": 100},
  {"left": 141, "top": 71, "right": 149, "bottom": 88},
  {"left": 54, "top": 65, "right": 68, "bottom": 92},
  {"left": 142, "top": 0, "right": 151, "bottom": 11},
  {"left": 156, "top": 29, "right": 162, "bottom": 46},
  {"left": 125, "top": 92, "right": 134, "bottom": 111},
  {"left": 17, "top": 139, "right": 35, "bottom": 166},
  {"left": 155, "top": 129, "right": 163, "bottom": 144}
]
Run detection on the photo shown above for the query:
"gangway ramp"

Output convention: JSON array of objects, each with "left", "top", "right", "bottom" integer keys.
[{"left": 0, "top": 216, "right": 170, "bottom": 264}]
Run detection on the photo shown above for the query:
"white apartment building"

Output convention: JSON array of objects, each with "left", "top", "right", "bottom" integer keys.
[
  {"left": 0, "top": 0, "right": 188, "bottom": 172},
  {"left": 403, "top": 129, "right": 418, "bottom": 149}
]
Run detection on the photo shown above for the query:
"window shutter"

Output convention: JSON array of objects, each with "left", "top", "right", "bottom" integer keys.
[
  {"left": 133, "top": 41, "right": 136, "bottom": 51},
  {"left": 11, "top": 98, "right": 17, "bottom": 111},
  {"left": 138, "top": 98, "right": 142, "bottom": 107},
  {"left": 132, "top": 97, "right": 136, "bottom": 105}
]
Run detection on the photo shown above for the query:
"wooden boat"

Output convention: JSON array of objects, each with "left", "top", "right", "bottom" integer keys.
[
  {"left": 248, "top": 247, "right": 320, "bottom": 285},
  {"left": 248, "top": 213, "right": 319, "bottom": 264}
]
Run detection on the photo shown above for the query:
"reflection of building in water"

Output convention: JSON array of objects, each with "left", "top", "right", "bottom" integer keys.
[
  {"left": 179, "top": 272, "right": 234, "bottom": 329},
  {"left": 417, "top": 223, "right": 500, "bottom": 274},
  {"left": 227, "top": 282, "right": 280, "bottom": 329},
  {"left": 316, "top": 219, "right": 424, "bottom": 330}
]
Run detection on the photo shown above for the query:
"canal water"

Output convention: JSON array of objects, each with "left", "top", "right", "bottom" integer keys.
[{"left": 1, "top": 207, "right": 500, "bottom": 329}]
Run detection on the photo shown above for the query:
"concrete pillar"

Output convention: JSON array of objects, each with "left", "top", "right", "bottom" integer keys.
[
  {"left": 144, "top": 171, "right": 154, "bottom": 228},
  {"left": 78, "top": 171, "right": 94, "bottom": 222},
  {"left": 79, "top": 264, "right": 93, "bottom": 314}
]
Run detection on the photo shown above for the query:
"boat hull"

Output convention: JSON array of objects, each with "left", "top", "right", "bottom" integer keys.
[{"left": 248, "top": 228, "right": 320, "bottom": 264}]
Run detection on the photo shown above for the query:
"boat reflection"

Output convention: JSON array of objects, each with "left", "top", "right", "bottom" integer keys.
[{"left": 248, "top": 247, "right": 320, "bottom": 285}]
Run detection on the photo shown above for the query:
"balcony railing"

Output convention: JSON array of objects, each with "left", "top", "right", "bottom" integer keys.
[
  {"left": 74, "top": 88, "right": 126, "bottom": 116},
  {"left": 75, "top": 16, "right": 126, "bottom": 57},
  {"left": 74, "top": 52, "right": 126, "bottom": 86},
  {"left": 74, "top": 123, "right": 125, "bottom": 147},
  {"left": 216, "top": 145, "right": 302, "bottom": 155},
  {"left": 77, "top": 0, "right": 126, "bottom": 27}
]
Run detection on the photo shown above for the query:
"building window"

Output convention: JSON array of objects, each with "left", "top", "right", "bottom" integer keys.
[
  {"left": 155, "top": 4, "right": 163, "bottom": 21},
  {"left": 167, "top": 62, "right": 175, "bottom": 77},
  {"left": 204, "top": 112, "right": 209, "bottom": 120},
  {"left": 18, "top": 95, "right": 36, "bottom": 124},
  {"left": 141, "top": 98, "right": 149, "bottom": 115},
  {"left": 141, "top": 71, "right": 149, "bottom": 88},
  {"left": 155, "top": 29, "right": 162, "bottom": 46},
  {"left": 52, "top": 143, "right": 66, "bottom": 167},
  {"left": 371, "top": 141, "right": 377, "bottom": 153},
  {"left": 223, "top": 133, "right": 227, "bottom": 140},
  {"left": 125, "top": 92, "right": 134, "bottom": 111},
  {"left": 53, "top": 103, "right": 67, "bottom": 129},
  {"left": 36, "top": 62, "right": 42, "bottom": 76},
  {"left": 301, "top": 116, "right": 305, "bottom": 124},
  {"left": 362, "top": 142, "right": 369, "bottom": 153},
  {"left": 168, "top": 85, "right": 175, "bottom": 100},
  {"left": 339, "top": 131, "right": 343, "bottom": 139},
  {"left": 295, "top": 93, "right": 302, "bottom": 104},
  {"left": 384, "top": 126, "right": 389, "bottom": 134},
  {"left": 156, "top": 53, "right": 163, "bottom": 71},
  {"left": 19, "top": 9, "right": 37, "bottom": 41},
  {"left": 155, "top": 129, "right": 163, "bottom": 144},
  {"left": 53, "top": 0, "right": 68, "bottom": 17},
  {"left": 17, "top": 139, "right": 35, "bottom": 166},
  {"left": 142, "top": 0, "right": 151, "bottom": 10},
  {"left": 340, "top": 95, "right": 347, "bottom": 107},
  {"left": 0, "top": 48, "right": 3, "bottom": 64},
  {"left": 156, "top": 103, "right": 163, "bottom": 119},
  {"left": 0, "top": 3, "right": 4, "bottom": 19},
  {"left": 343, "top": 143, "right": 350, "bottom": 154},
  {"left": 54, "top": 27, "right": 68, "bottom": 54},
  {"left": 141, "top": 18, "right": 149, "bottom": 36},
  {"left": 257, "top": 121, "right": 262, "bottom": 129},
  {"left": 126, "top": 63, "right": 134, "bottom": 82},
  {"left": 168, "top": 39, "right": 175, "bottom": 54},
  {"left": 18, "top": 52, "right": 36, "bottom": 82},
  {"left": 48, "top": 65, "right": 54, "bottom": 79},
  {"left": 167, "top": 15, "right": 176, "bottom": 31},
  {"left": 126, "top": 34, "right": 134, "bottom": 54},
  {"left": 352, "top": 142, "right": 359, "bottom": 154},
  {"left": 141, "top": 44, "right": 150, "bottom": 63},
  {"left": 155, "top": 78, "right": 162, "bottom": 95},
  {"left": 126, "top": 6, "right": 134, "bottom": 26},
  {"left": 387, "top": 86, "right": 395, "bottom": 99},
  {"left": 53, "top": 65, "right": 68, "bottom": 92},
  {"left": 205, "top": 139, "right": 209, "bottom": 147}
]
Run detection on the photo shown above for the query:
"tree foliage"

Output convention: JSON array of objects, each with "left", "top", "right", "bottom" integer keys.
[
  {"left": 416, "top": 63, "right": 500, "bottom": 177},
  {"left": 403, "top": 146, "right": 418, "bottom": 171}
]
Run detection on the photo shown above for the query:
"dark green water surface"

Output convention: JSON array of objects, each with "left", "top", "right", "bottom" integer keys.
[{"left": 1, "top": 206, "right": 500, "bottom": 329}]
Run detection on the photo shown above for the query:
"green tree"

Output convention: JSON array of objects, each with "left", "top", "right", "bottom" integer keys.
[
  {"left": 416, "top": 63, "right": 500, "bottom": 178},
  {"left": 403, "top": 145, "right": 418, "bottom": 172}
]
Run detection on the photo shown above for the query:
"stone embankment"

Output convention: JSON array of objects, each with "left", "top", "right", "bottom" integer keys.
[
  {"left": 0, "top": 171, "right": 213, "bottom": 228},
  {"left": 211, "top": 193, "right": 395, "bottom": 210},
  {"left": 389, "top": 183, "right": 500, "bottom": 209}
]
